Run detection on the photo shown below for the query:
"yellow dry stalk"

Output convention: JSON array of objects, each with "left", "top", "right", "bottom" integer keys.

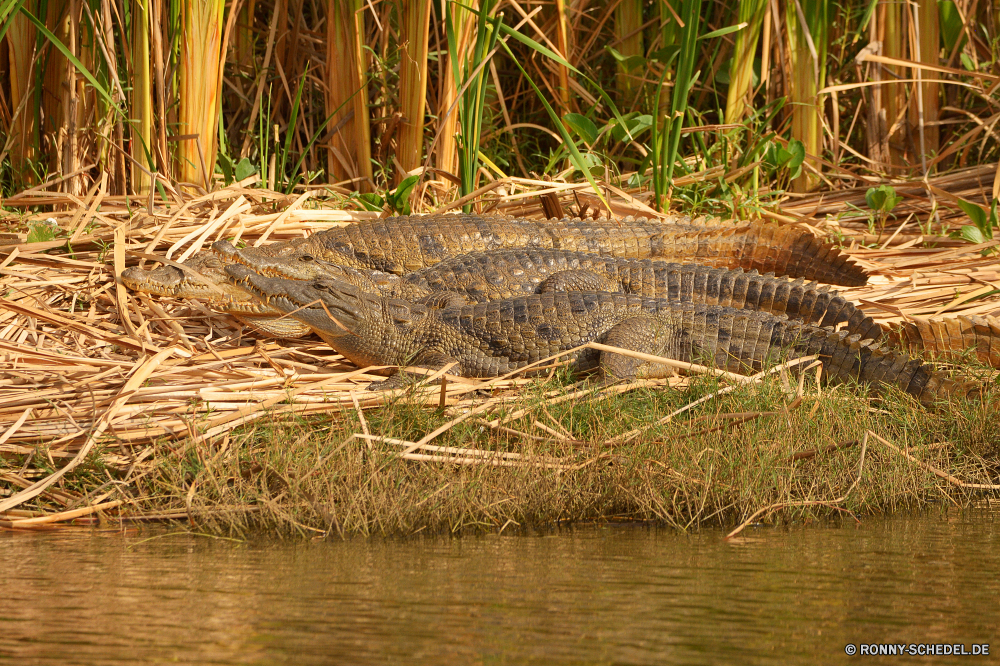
[
  {"left": 326, "top": 0, "right": 373, "bottom": 189},
  {"left": 131, "top": 0, "right": 153, "bottom": 194},
  {"left": 177, "top": 0, "right": 225, "bottom": 189},
  {"left": 553, "top": 0, "right": 572, "bottom": 117},
  {"left": 436, "top": 0, "right": 478, "bottom": 177},
  {"left": 880, "top": 0, "right": 907, "bottom": 173},
  {"left": 6, "top": 6, "right": 37, "bottom": 179},
  {"left": 785, "top": 0, "right": 826, "bottom": 192},
  {"left": 614, "top": 0, "right": 644, "bottom": 102},
  {"left": 235, "top": 0, "right": 257, "bottom": 68},
  {"left": 397, "top": 0, "right": 433, "bottom": 180},
  {"left": 724, "top": 0, "right": 768, "bottom": 125},
  {"left": 909, "top": 0, "right": 939, "bottom": 172}
]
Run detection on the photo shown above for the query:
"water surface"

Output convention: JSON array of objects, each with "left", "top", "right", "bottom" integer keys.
[{"left": 2, "top": 511, "right": 998, "bottom": 665}]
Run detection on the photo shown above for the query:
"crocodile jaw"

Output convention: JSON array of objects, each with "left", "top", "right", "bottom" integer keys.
[{"left": 225, "top": 264, "right": 426, "bottom": 367}]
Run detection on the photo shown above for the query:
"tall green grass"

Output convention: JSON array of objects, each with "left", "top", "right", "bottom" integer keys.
[{"left": 0, "top": 0, "right": 998, "bottom": 212}]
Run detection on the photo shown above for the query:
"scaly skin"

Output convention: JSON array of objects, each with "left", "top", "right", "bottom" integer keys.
[
  {"left": 225, "top": 265, "right": 980, "bottom": 405},
  {"left": 889, "top": 315, "right": 1000, "bottom": 369},
  {"left": 213, "top": 213, "right": 869, "bottom": 286},
  {"left": 124, "top": 248, "right": 881, "bottom": 341},
  {"left": 378, "top": 249, "right": 883, "bottom": 340},
  {"left": 120, "top": 252, "right": 311, "bottom": 337}
]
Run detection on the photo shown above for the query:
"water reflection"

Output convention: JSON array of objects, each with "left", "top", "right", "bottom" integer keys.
[{"left": 2, "top": 512, "right": 998, "bottom": 665}]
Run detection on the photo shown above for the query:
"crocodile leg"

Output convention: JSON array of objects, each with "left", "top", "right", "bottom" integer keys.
[{"left": 537, "top": 269, "right": 623, "bottom": 293}]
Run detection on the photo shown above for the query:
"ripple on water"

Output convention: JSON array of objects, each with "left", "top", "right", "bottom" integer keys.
[{"left": 1, "top": 511, "right": 998, "bottom": 665}]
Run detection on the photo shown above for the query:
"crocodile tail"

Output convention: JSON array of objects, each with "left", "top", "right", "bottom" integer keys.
[
  {"left": 763, "top": 222, "right": 868, "bottom": 287},
  {"left": 799, "top": 328, "right": 982, "bottom": 406},
  {"left": 888, "top": 315, "right": 1000, "bottom": 369},
  {"left": 660, "top": 219, "right": 868, "bottom": 287}
]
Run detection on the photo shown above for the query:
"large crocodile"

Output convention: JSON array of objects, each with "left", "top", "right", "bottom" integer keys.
[
  {"left": 212, "top": 213, "right": 869, "bottom": 286},
  {"left": 224, "top": 265, "right": 980, "bottom": 406},
  {"left": 120, "top": 252, "right": 311, "bottom": 337},
  {"left": 123, "top": 249, "right": 881, "bottom": 341}
]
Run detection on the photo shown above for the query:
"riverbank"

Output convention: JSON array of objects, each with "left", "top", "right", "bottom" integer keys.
[
  {"left": 17, "top": 361, "right": 997, "bottom": 537},
  {"left": 2, "top": 178, "right": 1000, "bottom": 534}
]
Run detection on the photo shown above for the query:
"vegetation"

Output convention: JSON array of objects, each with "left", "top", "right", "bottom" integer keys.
[
  {"left": 3, "top": 0, "right": 1000, "bottom": 536},
  {"left": 0, "top": 0, "right": 999, "bottom": 211},
  {"left": 10, "top": 368, "right": 1000, "bottom": 537}
]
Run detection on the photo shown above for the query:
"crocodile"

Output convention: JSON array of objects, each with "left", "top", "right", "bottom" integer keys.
[
  {"left": 120, "top": 252, "right": 311, "bottom": 338},
  {"left": 889, "top": 315, "right": 1000, "bottom": 368},
  {"left": 123, "top": 249, "right": 882, "bottom": 341},
  {"left": 224, "top": 264, "right": 980, "bottom": 406},
  {"left": 212, "top": 213, "right": 869, "bottom": 286}
]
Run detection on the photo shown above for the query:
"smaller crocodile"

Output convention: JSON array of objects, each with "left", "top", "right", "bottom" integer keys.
[
  {"left": 213, "top": 213, "right": 869, "bottom": 286},
  {"left": 890, "top": 315, "right": 1000, "bottom": 368},
  {"left": 225, "top": 265, "right": 980, "bottom": 406},
  {"left": 223, "top": 247, "right": 883, "bottom": 341},
  {"left": 120, "top": 253, "right": 311, "bottom": 337},
  {"left": 123, "top": 249, "right": 881, "bottom": 342}
]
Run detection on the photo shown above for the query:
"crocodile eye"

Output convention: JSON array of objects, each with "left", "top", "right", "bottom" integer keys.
[{"left": 300, "top": 255, "right": 314, "bottom": 262}]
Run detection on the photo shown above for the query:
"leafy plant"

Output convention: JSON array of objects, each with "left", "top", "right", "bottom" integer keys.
[
  {"left": 865, "top": 184, "right": 902, "bottom": 228},
  {"left": 386, "top": 174, "right": 421, "bottom": 215},
  {"left": 218, "top": 155, "right": 257, "bottom": 186},
  {"left": 26, "top": 219, "right": 58, "bottom": 244},
  {"left": 762, "top": 138, "right": 805, "bottom": 191},
  {"left": 952, "top": 198, "right": 998, "bottom": 254}
]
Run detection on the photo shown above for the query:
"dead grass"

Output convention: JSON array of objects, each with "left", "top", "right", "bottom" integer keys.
[{"left": 1, "top": 170, "right": 1000, "bottom": 534}]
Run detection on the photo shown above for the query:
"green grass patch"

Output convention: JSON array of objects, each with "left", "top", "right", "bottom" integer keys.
[{"left": 103, "top": 370, "right": 1000, "bottom": 539}]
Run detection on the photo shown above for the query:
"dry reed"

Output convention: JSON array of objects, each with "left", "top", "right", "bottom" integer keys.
[{"left": 0, "top": 169, "right": 998, "bottom": 533}]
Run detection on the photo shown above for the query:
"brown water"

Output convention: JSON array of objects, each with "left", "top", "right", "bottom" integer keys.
[{"left": 2, "top": 512, "right": 998, "bottom": 665}]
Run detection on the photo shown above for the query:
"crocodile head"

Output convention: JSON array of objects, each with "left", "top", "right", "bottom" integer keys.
[
  {"left": 121, "top": 252, "right": 232, "bottom": 300},
  {"left": 225, "top": 264, "right": 430, "bottom": 367},
  {"left": 121, "top": 252, "right": 312, "bottom": 338},
  {"left": 213, "top": 239, "right": 403, "bottom": 291}
]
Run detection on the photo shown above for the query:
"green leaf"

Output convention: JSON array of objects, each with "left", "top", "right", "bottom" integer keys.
[
  {"left": 563, "top": 113, "right": 598, "bottom": 145},
  {"left": 785, "top": 139, "right": 805, "bottom": 180},
  {"left": 217, "top": 153, "right": 234, "bottom": 185},
  {"left": 234, "top": 158, "right": 257, "bottom": 182},
  {"left": 960, "top": 225, "right": 987, "bottom": 245},
  {"left": 605, "top": 46, "right": 644, "bottom": 71},
  {"left": 649, "top": 45, "right": 681, "bottom": 66},
  {"left": 611, "top": 114, "right": 653, "bottom": 143},
  {"left": 957, "top": 198, "right": 988, "bottom": 232},
  {"left": 356, "top": 193, "right": 385, "bottom": 212},
  {"left": 785, "top": 139, "right": 806, "bottom": 169},
  {"left": 939, "top": 0, "right": 964, "bottom": 53},
  {"left": 960, "top": 52, "right": 975, "bottom": 72},
  {"left": 865, "top": 184, "right": 901, "bottom": 214},
  {"left": 387, "top": 175, "right": 420, "bottom": 215},
  {"left": 699, "top": 22, "right": 747, "bottom": 41},
  {"left": 27, "top": 222, "right": 57, "bottom": 244}
]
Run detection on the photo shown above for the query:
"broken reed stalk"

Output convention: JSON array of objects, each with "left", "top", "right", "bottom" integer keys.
[
  {"left": 785, "top": 0, "right": 827, "bottom": 192},
  {"left": 325, "top": 0, "right": 373, "bottom": 189},
  {"left": 396, "top": 0, "right": 433, "bottom": 180},
  {"left": 725, "top": 0, "right": 768, "bottom": 124},
  {"left": 613, "top": 0, "right": 643, "bottom": 102},
  {"left": 130, "top": 0, "right": 154, "bottom": 194},
  {"left": 177, "top": 0, "right": 225, "bottom": 189}
]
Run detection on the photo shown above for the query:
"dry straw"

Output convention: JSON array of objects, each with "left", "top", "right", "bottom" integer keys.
[{"left": 0, "top": 168, "right": 998, "bottom": 528}]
